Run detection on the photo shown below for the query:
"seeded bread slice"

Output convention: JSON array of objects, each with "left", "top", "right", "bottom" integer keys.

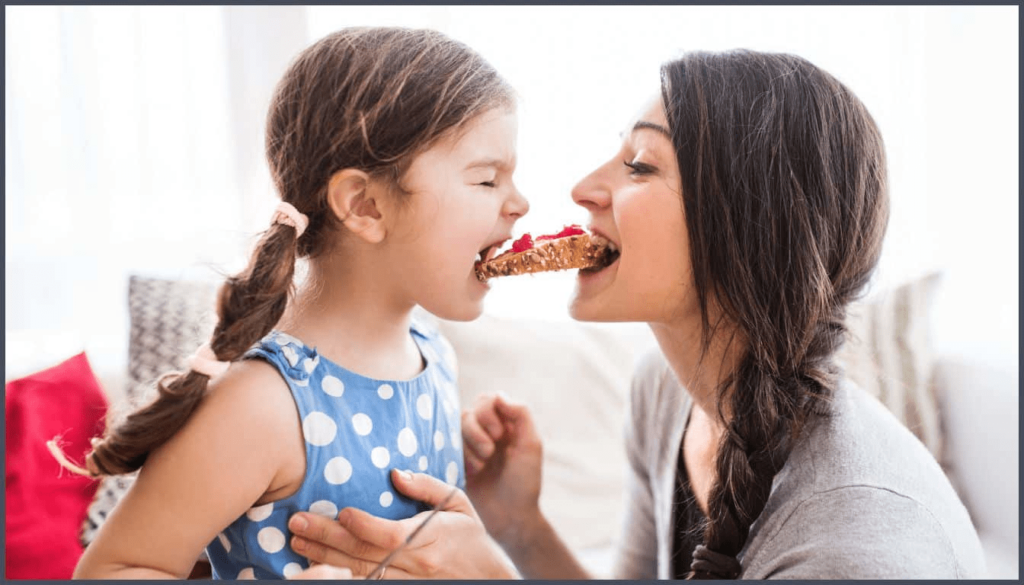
[{"left": 475, "top": 234, "right": 609, "bottom": 281}]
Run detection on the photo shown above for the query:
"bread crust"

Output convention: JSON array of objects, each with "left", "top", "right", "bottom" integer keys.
[{"left": 474, "top": 234, "right": 608, "bottom": 281}]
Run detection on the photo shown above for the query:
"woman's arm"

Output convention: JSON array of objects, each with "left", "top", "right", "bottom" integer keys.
[{"left": 74, "top": 361, "right": 302, "bottom": 579}]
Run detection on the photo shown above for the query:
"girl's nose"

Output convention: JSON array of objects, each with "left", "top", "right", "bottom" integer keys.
[{"left": 505, "top": 187, "right": 530, "bottom": 219}]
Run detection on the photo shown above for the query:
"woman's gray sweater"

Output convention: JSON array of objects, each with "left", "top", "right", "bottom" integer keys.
[{"left": 613, "top": 350, "right": 986, "bottom": 579}]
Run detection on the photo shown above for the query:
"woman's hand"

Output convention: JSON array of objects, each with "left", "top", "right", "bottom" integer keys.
[
  {"left": 461, "top": 393, "right": 544, "bottom": 551},
  {"left": 288, "top": 469, "right": 518, "bottom": 579},
  {"left": 286, "top": 564, "right": 352, "bottom": 579}
]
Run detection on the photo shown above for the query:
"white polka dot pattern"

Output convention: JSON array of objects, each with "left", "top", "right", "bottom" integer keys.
[
  {"left": 257, "top": 526, "right": 285, "bottom": 553},
  {"left": 324, "top": 456, "right": 353, "bottom": 485},
  {"left": 246, "top": 502, "right": 273, "bottom": 522},
  {"left": 302, "top": 411, "right": 337, "bottom": 446},
  {"left": 321, "top": 375, "right": 344, "bottom": 397},
  {"left": 309, "top": 500, "right": 338, "bottom": 519},
  {"left": 416, "top": 394, "right": 433, "bottom": 420},
  {"left": 397, "top": 428, "right": 418, "bottom": 457},
  {"left": 303, "top": 356, "right": 318, "bottom": 374},
  {"left": 352, "top": 413, "right": 373, "bottom": 436},
  {"left": 371, "top": 447, "right": 390, "bottom": 468},
  {"left": 274, "top": 332, "right": 301, "bottom": 346},
  {"left": 210, "top": 330, "right": 468, "bottom": 579},
  {"left": 281, "top": 345, "right": 300, "bottom": 367}
]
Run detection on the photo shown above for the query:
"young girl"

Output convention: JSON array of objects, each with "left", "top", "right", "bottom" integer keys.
[{"left": 60, "top": 26, "right": 527, "bottom": 579}]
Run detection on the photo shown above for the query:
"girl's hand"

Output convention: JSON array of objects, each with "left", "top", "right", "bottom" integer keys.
[
  {"left": 461, "top": 393, "right": 544, "bottom": 551},
  {"left": 288, "top": 470, "right": 517, "bottom": 580}
]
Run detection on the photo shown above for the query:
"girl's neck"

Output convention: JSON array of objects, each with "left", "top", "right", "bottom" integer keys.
[{"left": 276, "top": 255, "right": 425, "bottom": 381}]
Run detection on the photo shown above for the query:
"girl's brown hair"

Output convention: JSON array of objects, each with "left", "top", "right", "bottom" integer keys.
[
  {"left": 74, "top": 27, "right": 514, "bottom": 476},
  {"left": 660, "top": 50, "right": 889, "bottom": 578}
]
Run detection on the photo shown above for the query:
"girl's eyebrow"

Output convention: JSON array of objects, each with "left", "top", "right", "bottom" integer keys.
[
  {"left": 620, "top": 121, "right": 672, "bottom": 139},
  {"left": 464, "top": 158, "right": 511, "bottom": 170}
]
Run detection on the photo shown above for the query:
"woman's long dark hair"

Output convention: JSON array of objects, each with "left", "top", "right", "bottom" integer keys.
[
  {"left": 64, "top": 27, "right": 514, "bottom": 477},
  {"left": 661, "top": 50, "right": 889, "bottom": 578}
]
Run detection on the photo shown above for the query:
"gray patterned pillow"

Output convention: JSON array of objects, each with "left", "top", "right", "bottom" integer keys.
[
  {"left": 838, "top": 272, "right": 943, "bottom": 459},
  {"left": 80, "top": 275, "right": 217, "bottom": 547}
]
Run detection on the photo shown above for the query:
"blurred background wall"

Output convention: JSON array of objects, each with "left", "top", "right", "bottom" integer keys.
[{"left": 5, "top": 6, "right": 1018, "bottom": 378}]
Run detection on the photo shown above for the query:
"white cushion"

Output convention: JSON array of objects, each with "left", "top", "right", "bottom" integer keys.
[{"left": 436, "top": 314, "right": 655, "bottom": 553}]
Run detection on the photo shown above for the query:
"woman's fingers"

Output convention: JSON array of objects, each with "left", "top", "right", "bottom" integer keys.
[
  {"left": 288, "top": 512, "right": 390, "bottom": 567},
  {"left": 387, "top": 469, "right": 471, "bottom": 514},
  {"left": 285, "top": 563, "right": 352, "bottom": 579}
]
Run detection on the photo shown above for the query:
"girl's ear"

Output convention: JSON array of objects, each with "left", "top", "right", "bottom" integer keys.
[{"left": 326, "top": 169, "right": 386, "bottom": 244}]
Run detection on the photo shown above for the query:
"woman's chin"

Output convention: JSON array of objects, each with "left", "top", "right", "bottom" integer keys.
[{"left": 568, "top": 292, "right": 611, "bottom": 322}]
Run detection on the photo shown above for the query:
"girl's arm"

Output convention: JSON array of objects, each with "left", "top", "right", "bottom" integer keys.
[{"left": 74, "top": 360, "right": 303, "bottom": 579}]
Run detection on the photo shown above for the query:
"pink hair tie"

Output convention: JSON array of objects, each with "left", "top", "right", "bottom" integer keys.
[
  {"left": 271, "top": 201, "right": 309, "bottom": 237},
  {"left": 187, "top": 342, "right": 230, "bottom": 378}
]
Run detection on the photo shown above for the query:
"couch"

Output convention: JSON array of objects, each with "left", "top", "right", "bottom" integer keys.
[{"left": 4, "top": 274, "right": 1018, "bottom": 579}]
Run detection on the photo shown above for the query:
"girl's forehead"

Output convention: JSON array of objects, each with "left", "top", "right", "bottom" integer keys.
[{"left": 448, "top": 109, "right": 518, "bottom": 162}]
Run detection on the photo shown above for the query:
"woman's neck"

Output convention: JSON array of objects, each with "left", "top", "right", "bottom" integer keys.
[
  {"left": 277, "top": 254, "right": 425, "bottom": 381},
  {"left": 648, "top": 319, "right": 743, "bottom": 428}
]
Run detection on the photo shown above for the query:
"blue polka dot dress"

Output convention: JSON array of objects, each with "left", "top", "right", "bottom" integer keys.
[{"left": 204, "top": 319, "right": 465, "bottom": 579}]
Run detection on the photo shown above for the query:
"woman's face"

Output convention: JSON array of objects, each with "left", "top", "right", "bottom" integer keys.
[{"left": 569, "top": 96, "right": 697, "bottom": 325}]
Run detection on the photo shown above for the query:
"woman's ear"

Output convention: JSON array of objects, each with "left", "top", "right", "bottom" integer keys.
[{"left": 326, "top": 169, "right": 387, "bottom": 244}]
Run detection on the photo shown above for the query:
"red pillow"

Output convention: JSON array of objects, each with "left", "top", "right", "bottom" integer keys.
[{"left": 5, "top": 352, "right": 108, "bottom": 579}]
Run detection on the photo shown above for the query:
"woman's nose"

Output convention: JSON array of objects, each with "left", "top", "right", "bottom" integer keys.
[{"left": 571, "top": 167, "right": 612, "bottom": 211}]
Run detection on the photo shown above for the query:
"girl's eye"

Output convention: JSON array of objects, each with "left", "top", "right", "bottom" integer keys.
[
  {"left": 478, "top": 181, "right": 496, "bottom": 188},
  {"left": 623, "top": 160, "right": 656, "bottom": 175}
]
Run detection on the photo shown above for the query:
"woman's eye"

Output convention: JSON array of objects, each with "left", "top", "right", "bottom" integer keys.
[
  {"left": 478, "top": 181, "right": 496, "bottom": 188},
  {"left": 623, "top": 160, "right": 656, "bottom": 176}
]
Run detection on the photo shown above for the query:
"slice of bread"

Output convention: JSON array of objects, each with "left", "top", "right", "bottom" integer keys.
[{"left": 475, "top": 234, "right": 610, "bottom": 281}]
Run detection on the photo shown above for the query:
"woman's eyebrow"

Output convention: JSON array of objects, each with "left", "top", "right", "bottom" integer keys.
[
  {"left": 632, "top": 121, "right": 672, "bottom": 138},
  {"left": 618, "top": 121, "right": 672, "bottom": 140}
]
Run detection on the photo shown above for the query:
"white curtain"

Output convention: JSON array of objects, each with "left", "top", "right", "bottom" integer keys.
[
  {"left": 5, "top": 6, "right": 308, "bottom": 376},
  {"left": 5, "top": 6, "right": 1018, "bottom": 378}
]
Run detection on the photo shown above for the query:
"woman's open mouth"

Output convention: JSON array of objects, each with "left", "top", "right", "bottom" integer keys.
[{"left": 578, "top": 236, "right": 620, "bottom": 275}]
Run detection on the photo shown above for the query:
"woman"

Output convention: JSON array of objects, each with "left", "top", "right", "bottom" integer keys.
[{"left": 285, "top": 49, "right": 986, "bottom": 579}]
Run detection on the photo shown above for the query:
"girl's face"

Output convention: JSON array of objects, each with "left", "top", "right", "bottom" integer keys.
[
  {"left": 384, "top": 107, "right": 528, "bottom": 321},
  {"left": 569, "top": 96, "right": 697, "bottom": 324}
]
